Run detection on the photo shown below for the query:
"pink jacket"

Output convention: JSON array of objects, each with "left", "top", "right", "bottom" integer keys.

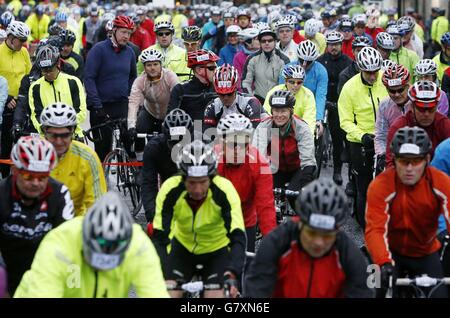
[
  {"left": 233, "top": 51, "right": 250, "bottom": 92},
  {"left": 127, "top": 68, "right": 179, "bottom": 128}
]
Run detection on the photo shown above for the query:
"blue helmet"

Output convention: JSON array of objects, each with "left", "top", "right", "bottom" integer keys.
[
  {"left": 441, "top": 32, "right": 450, "bottom": 46},
  {"left": 55, "top": 11, "right": 68, "bottom": 23},
  {"left": 0, "top": 11, "right": 15, "bottom": 28}
]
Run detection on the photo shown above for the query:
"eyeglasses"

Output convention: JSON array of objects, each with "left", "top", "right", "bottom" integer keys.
[
  {"left": 45, "top": 131, "right": 73, "bottom": 140},
  {"left": 260, "top": 38, "right": 274, "bottom": 44},
  {"left": 415, "top": 106, "right": 437, "bottom": 113},
  {"left": 287, "top": 79, "right": 303, "bottom": 86},
  {"left": 19, "top": 171, "right": 49, "bottom": 181},
  {"left": 157, "top": 31, "right": 172, "bottom": 37},
  {"left": 218, "top": 92, "right": 234, "bottom": 97},
  {"left": 396, "top": 157, "right": 425, "bottom": 166},
  {"left": 388, "top": 86, "right": 407, "bottom": 95},
  {"left": 201, "top": 65, "right": 217, "bottom": 71}
]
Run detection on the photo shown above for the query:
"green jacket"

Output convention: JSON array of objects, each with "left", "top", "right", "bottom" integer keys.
[
  {"left": 25, "top": 13, "right": 50, "bottom": 42},
  {"left": 433, "top": 52, "right": 450, "bottom": 83},
  {"left": 431, "top": 16, "right": 449, "bottom": 44},
  {"left": 338, "top": 72, "right": 388, "bottom": 143},
  {"left": 263, "top": 84, "right": 316, "bottom": 134},
  {"left": 389, "top": 47, "right": 420, "bottom": 83},
  {"left": 14, "top": 217, "right": 169, "bottom": 298}
]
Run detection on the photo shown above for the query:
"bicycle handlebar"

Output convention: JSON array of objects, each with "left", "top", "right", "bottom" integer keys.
[
  {"left": 83, "top": 118, "right": 127, "bottom": 143},
  {"left": 136, "top": 132, "right": 159, "bottom": 139},
  {"left": 394, "top": 276, "right": 450, "bottom": 287}
]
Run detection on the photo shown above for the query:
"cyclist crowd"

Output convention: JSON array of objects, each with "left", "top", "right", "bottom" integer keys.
[{"left": 0, "top": 0, "right": 450, "bottom": 299}]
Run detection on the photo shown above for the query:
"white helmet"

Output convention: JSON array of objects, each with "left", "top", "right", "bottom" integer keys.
[
  {"left": 105, "top": 20, "right": 114, "bottom": 32},
  {"left": 356, "top": 46, "right": 383, "bottom": 72},
  {"left": 304, "top": 18, "right": 320, "bottom": 37},
  {"left": 275, "top": 17, "right": 295, "bottom": 30},
  {"left": 0, "top": 29, "right": 7, "bottom": 40},
  {"left": 6, "top": 21, "right": 30, "bottom": 39},
  {"left": 238, "top": 27, "right": 259, "bottom": 42},
  {"left": 376, "top": 32, "right": 395, "bottom": 50},
  {"left": 226, "top": 25, "right": 241, "bottom": 35},
  {"left": 11, "top": 136, "right": 58, "bottom": 173},
  {"left": 40, "top": 103, "right": 77, "bottom": 128},
  {"left": 382, "top": 59, "right": 397, "bottom": 72},
  {"left": 253, "top": 22, "right": 270, "bottom": 31},
  {"left": 139, "top": 49, "right": 163, "bottom": 64},
  {"left": 217, "top": 113, "right": 253, "bottom": 137},
  {"left": 154, "top": 20, "right": 174, "bottom": 33},
  {"left": 297, "top": 40, "right": 319, "bottom": 61},
  {"left": 352, "top": 14, "right": 367, "bottom": 26},
  {"left": 414, "top": 59, "right": 437, "bottom": 76},
  {"left": 82, "top": 192, "right": 133, "bottom": 271},
  {"left": 325, "top": 30, "right": 344, "bottom": 44},
  {"left": 282, "top": 64, "right": 306, "bottom": 80}
]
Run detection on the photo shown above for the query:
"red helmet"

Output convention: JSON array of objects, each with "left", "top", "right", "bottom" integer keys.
[
  {"left": 187, "top": 49, "right": 220, "bottom": 68},
  {"left": 11, "top": 136, "right": 57, "bottom": 173},
  {"left": 408, "top": 80, "right": 441, "bottom": 108},
  {"left": 213, "top": 64, "right": 239, "bottom": 94},
  {"left": 113, "top": 15, "right": 135, "bottom": 30},
  {"left": 382, "top": 64, "right": 410, "bottom": 88}
]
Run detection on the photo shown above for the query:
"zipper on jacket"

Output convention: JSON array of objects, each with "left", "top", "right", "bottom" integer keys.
[
  {"left": 368, "top": 87, "right": 377, "bottom": 122},
  {"left": 306, "top": 259, "right": 314, "bottom": 298},
  {"left": 51, "top": 82, "right": 57, "bottom": 102},
  {"left": 93, "top": 270, "right": 98, "bottom": 298},
  {"left": 58, "top": 91, "right": 61, "bottom": 102},
  {"left": 191, "top": 208, "right": 198, "bottom": 254}
]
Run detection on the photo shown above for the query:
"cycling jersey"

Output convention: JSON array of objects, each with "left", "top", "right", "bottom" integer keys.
[
  {"left": 29, "top": 72, "right": 87, "bottom": 137},
  {"left": 431, "top": 16, "right": 449, "bottom": 46},
  {"left": 233, "top": 49, "right": 252, "bottom": 91},
  {"left": 432, "top": 52, "right": 450, "bottom": 84},
  {"left": 128, "top": 68, "right": 179, "bottom": 129},
  {"left": 341, "top": 37, "right": 355, "bottom": 60},
  {"left": 263, "top": 84, "right": 316, "bottom": 134},
  {"left": 202, "top": 20, "right": 223, "bottom": 51},
  {"left": 365, "top": 167, "right": 450, "bottom": 266},
  {"left": 167, "top": 75, "right": 217, "bottom": 121},
  {"left": 14, "top": 216, "right": 169, "bottom": 298},
  {"left": 389, "top": 47, "right": 420, "bottom": 83},
  {"left": 153, "top": 174, "right": 246, "bottom": 276},
  {"left": 298, "top": 31, "right": 326, "bottom": 55},
  {"left": 431, "top": 138, "right": 450, "bottom": 234},
  {"left": 338, "top": 72, "right": 388, "bottom": 143},
  {"left": 374, "top": 98, "right": 412, "bottom": 155},
  {"left": 172, "top": 13, "right": 189, "bottom": 39},
  {"left": 385, "top": 110, "right": 450, "bottom": 167},
  {"left": 216, "top": 144, "right": 276, "bottom": 235},
  {"left": 365, "top": 26, "right": 384, "bottom": 44},
  {"left": 130, "top": 26, "right": 151, "bottom": 51},
  {"left": 25, "top": 13, "right": 50, "bottom": 42},
  {"left": 141, "top": 134, "right": 179, "bottom": 222},
  {"left": 203, "top": 92, "right": 266, "bottom": 130},
  {"left": 276, "top": 40, "right": 299, "bottom": 63},
  {"left": 0, "top": 42, "right": 32, "bottom": 98},
  {"left": 242, "top": 49, "right": 290, "bottom": 101},
  {"left": 245, "top": 217, "right": 373, "bottom": 298},
  {"left": 50, "top": 141, "right": 107, "bottom": 216},
  {"left": 137, "top": 43, "right": 188, "bottom": 81},
  {"left": 279, "top": 61, "right": 328, "bottom": 121},
  {"left": 140, "top": 18, "right": 156, "bottom": 46},
  {"left": 252, "top": 116, "right": 316, "bottom": 173},
  {"left": 0, "top": 176, "right": 74, "bottom": 294}
]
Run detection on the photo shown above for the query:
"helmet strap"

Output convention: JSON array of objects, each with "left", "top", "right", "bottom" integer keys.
[{"left": 195, "top": 66, "right": 210, "bottom": 85}]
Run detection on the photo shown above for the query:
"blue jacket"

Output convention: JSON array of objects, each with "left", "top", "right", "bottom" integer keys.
[
  {"left": 218, "top": 44, "right": 242, "bottom": 66},
  {"left": 84, "top": 39, "right": 137, "bottom": 108},
  {"left": 431, "top": 137, "right": 450, "bottom": 234},
  {"left": 0, "top": 76, "right": 7, "bottom": 126},
  {"left": 279, "top": 61, "right": 328, "bottom": 121},
  {"left": 202, "top": 20, "right": 223, "bottom": 51}
]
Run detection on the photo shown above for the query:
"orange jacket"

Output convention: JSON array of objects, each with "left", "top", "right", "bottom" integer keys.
[{"left": 365, "top": 167, "right": 450, "bottom": 266}]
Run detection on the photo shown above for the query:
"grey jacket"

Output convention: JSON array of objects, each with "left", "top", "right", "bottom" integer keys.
[{"left": 241, "top": 49, "right": 290, "bottom": 100}]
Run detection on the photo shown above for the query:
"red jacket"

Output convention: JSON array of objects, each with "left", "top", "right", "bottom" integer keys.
[
  {"left": 385, "top": 110, "right": 450, "bottom": 167},
  {"left": 216, "top": 144, "right": 276, "bottom": 235},
  {"left": 293, "top": 30, "right": 306, "bottom": 44},
  {"left": 342, "top": 37, "right": 354, "bottom": 60},
  {"left": 130, "top": 26, "right": 152, "bottom": 51},
  {"left": 245, "top": 218, "right": 374, "bottom": 298},
  {"left": 267, "top": 127, "right": 301, "bottom": 172},
  {"left": 140, "top": 18, "right": 156, "bottom": 46},
  {"left": 365, "top": 167, "right": 450, "bottom": 265},
  {"left": 365, "top": 27, "right": 384, "bottom": 45}
]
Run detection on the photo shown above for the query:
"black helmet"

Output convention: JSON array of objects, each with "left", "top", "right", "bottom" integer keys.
[
  {"left": 46, "top": 35, "right": 64, "bottom": 51},
  {"left": 182, "top": 26, "right": 202, "bottom": 42},
  {"left": 390, "top": 126, "right": 432, "bottom": 157},
  {"left": 162, "top": 109, "right": 193, "bottom": 139},
  {"left": 269, "top": 90, "right": 295, "bottom": 109},
  {"left": 296, "top": 179, "right": 348, "bottom": 232},
  {"left": 176, "top": 140, "right": 217, "bottom": 177},
  {"left": 47, "top": 23, "right": 63, "bottom": 36},
  {"left": 59, "top": 29, "right": 76, "bottom": 45}
]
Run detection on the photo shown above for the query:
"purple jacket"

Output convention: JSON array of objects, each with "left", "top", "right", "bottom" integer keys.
[{"left": 233, "top": 51, "right": 250, "bottom": 92}]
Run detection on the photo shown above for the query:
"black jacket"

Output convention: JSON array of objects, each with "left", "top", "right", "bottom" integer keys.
[
  {"left": 337, "top": 61, "right": 359, "bottom": 96},
  {"left": 318, "top": 52, "right": 353, "bottom": 103},
  {"left": 141, "top": 133, "right": 179, "bottom": 222},
  {"left": 244, "top": 218, "right": 374, "bottom": 298},
  {"left": 167, "top": 76, "right": 217, "bottom": 122},
  {"left": 201, "top": 24, "right": 226, "bottom": 54},
  {"left": 0, "top": 176, "right": 74, "bottom": 294}
]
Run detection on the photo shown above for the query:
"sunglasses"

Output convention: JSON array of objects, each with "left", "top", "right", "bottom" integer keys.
[
  {"left": 415, "top": 105, "right": 437, "bottom": 113},
  {"left": 45, "top": 131, "right": 73, "bottom": 140},
  {"left": 299, "top": 59, "right": 313, "bottom": 66},
  {"left": 388, "top": 86, "right": 407, "bottom": 95},
  {"left": 19, "top": 171, "right": 49, "bottom": 181},
  {"left": 157, "top": 32, "right": 172, "bottom": 37},
  {"left": 201, "top": 65, "right": 217, "bottom": 71},
  {"left": 396, "top": 157, "right": 425, "bottom": 166},
  {"left": 17, "top": 37, "right": 27, "bottom": 43},
  {"left": 260, "top": 38, "right": 274, "bottom": 44},
  {"left": 287, "top": 79, "right": 303, "bottom": 86},
  {"left": 218, "top": 92, "right": 234, "bottom": 97}
]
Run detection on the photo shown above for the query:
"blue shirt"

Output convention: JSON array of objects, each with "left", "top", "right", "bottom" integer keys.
[
  {"left": 431, "top": 137, "right": 450, "bottom": 234},
  {"left": 84, "top": 39, "right": 137, "bottom": 108},
  {"left": 218, "top": 44, "right": 242, "bottom": 66}
]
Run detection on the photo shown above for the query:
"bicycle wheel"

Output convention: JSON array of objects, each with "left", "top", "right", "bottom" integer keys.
[{"left": 103, "top": 149, "right": 141, "bottom": 216}]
